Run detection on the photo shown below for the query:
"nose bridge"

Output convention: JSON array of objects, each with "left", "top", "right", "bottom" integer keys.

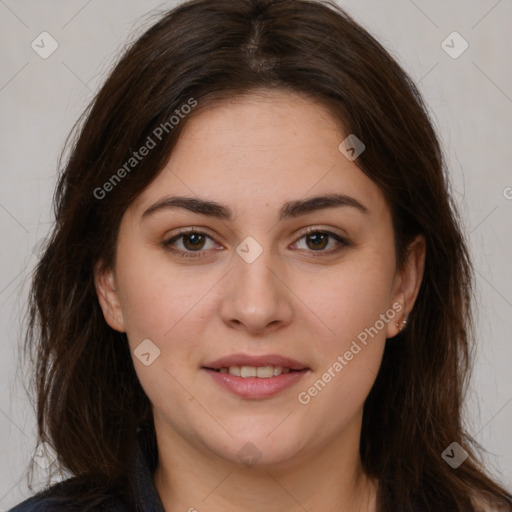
[
  {"left": 236, "top": 247, "right": 277, "bottom": 299},
  {"left": 220, "top": 235, "right": 293, "bottom": 331},
  {"left": 233, "top": 237, "right": 281, "bottom": 306}
]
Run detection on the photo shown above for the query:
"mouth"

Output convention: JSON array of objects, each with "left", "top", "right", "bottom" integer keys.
[
  {"left": 205, "top": 365, "right": 305, "bottom": 378},
  {"left": 202, "top": 352, "right": 309, "bottom": 372},
  {"left": 201, "top": 353, "right": 310, "bottom": 399}
]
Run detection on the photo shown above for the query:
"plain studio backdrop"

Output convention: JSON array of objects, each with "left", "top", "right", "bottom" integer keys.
[{"left": 0, "top": 0, "right": 511, "bottom": 508}]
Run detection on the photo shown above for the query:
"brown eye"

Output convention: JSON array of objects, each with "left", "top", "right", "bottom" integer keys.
[
  {"left": 305, "top": 232, "right": 329, "bottom": 250},
  {"left": 293, "top": 230, "right": 349, "bottom": 254},
  {"left": 181, "top": 232, "right": 206, "bottom": 251},
  {"left": 161, "top": 230, "right": 218, "bottom": 258}
]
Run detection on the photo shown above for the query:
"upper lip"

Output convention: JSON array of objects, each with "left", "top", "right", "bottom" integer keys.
[{"left": 203, "top": 353, "right": 308, "bottom": 370}]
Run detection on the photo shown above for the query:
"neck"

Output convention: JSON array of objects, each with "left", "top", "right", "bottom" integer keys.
[{"left": 153, "top": 414, "right": 378, "bottom": 512}]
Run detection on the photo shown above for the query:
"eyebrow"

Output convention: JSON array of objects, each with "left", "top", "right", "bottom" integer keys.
[{"left": 141, "top": 193, "right": 369, "bottom": 222}]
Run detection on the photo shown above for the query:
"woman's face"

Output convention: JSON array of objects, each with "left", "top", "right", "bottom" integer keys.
[{"left": 96, "top": 90, "right": 424, "bottom": 468}]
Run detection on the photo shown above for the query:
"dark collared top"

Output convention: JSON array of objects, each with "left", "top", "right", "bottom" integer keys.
[{"left": 9, "top": 429, "right": 165, "bottom": 512}]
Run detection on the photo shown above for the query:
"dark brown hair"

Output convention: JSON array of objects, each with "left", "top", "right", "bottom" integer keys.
[{"left": 22, "top": 0, "right": 512, "bottom": 510}]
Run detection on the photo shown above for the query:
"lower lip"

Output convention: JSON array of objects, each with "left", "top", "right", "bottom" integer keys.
[{"left": 203, "top": 368, "right": 309, "bottom": 399}]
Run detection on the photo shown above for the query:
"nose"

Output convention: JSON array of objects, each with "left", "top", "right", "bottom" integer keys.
[{"left": 219, "top": 246, "right": 294, "bottom": 335}]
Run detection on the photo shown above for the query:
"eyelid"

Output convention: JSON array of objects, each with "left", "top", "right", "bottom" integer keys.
[{"left": 297, "top": 225, "right": 348, "bottom": 240}]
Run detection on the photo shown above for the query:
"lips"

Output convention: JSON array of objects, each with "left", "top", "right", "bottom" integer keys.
[
  {"left": 202, "top": 353, "right": 308, "bottom": 371},
  {"left": 201, "top": 353, "right": 310, "bottom": 399}
]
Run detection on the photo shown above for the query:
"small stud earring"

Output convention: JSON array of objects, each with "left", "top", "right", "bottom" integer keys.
[{"left": 396, "top": 311, "right": 408, "bottom": 332}]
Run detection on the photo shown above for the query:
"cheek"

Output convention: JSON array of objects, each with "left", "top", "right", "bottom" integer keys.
[
  {"left": 297, "top": 253, "right": 395, "bottom": 348},
  {"left": 295, "top": 272, "right": 389, "bottom": 426},
  {"left": 114, "top": 246, "right": 224, "bottom": 406},
  {"left": 115, "top": 245, "right": 211, "bottom": 343},
  {"left": 114, "top": 250, "right": 213, "bottom": 421},
  {"left": 292, "top": 251, "right": 394, "bottom": 406}
]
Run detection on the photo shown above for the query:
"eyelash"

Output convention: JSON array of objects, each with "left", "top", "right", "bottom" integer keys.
[{"left": 161, "top": 227, "right": 350, "bottom": 259}]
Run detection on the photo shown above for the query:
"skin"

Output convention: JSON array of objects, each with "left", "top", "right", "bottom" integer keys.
[{"left": 95, "top": 89, "right": 426, "bottom": 512}]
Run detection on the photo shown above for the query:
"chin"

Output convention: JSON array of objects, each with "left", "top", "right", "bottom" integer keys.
[{"left": 204, "top": 430, "right": 307, "bottom": 469}]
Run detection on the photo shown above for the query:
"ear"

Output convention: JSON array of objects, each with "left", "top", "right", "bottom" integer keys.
[
  {"left": 94, "top": 260, "right": 126, "bottom": 333},
  {"left": 386, "top": 234, "right": 426, "bottom": 339}
]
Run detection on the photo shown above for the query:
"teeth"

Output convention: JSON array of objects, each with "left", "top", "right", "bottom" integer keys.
[
  {"left": 228, "top": 366, "right": 241, "bottom": 377},
  {"left": 256, "top": 366, "right": 273, "bottom": 378},
  {"left": 240, "top": 366, "right": 257, "bottom": 378},
  {"left": 219, "top": 365, "right": 296, "bottom": 378}
]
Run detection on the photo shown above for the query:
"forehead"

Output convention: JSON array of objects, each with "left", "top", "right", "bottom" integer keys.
[{"left": 131, "top": 90, "right": 388, "bottom": 219}]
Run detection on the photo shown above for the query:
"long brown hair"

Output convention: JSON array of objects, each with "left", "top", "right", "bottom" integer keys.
[{"left": 23, "top": 0, "right": 512, "bottom": 510}]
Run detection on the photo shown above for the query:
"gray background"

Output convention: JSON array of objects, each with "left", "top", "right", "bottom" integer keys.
[{"left": 1, "top": 0, "right": 511, "bottom": 508}]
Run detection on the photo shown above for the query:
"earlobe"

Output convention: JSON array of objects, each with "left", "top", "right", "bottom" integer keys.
[
  {"left": 386, "top": 234, "right": 426, "bottom": 339},
  {"left": 94, "top": 261, "right": 126, "bottom": 333}
]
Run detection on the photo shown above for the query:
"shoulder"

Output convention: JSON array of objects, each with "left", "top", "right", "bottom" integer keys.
[{"left": 8, "top": 477, "right": 131, "bottom": 512}]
